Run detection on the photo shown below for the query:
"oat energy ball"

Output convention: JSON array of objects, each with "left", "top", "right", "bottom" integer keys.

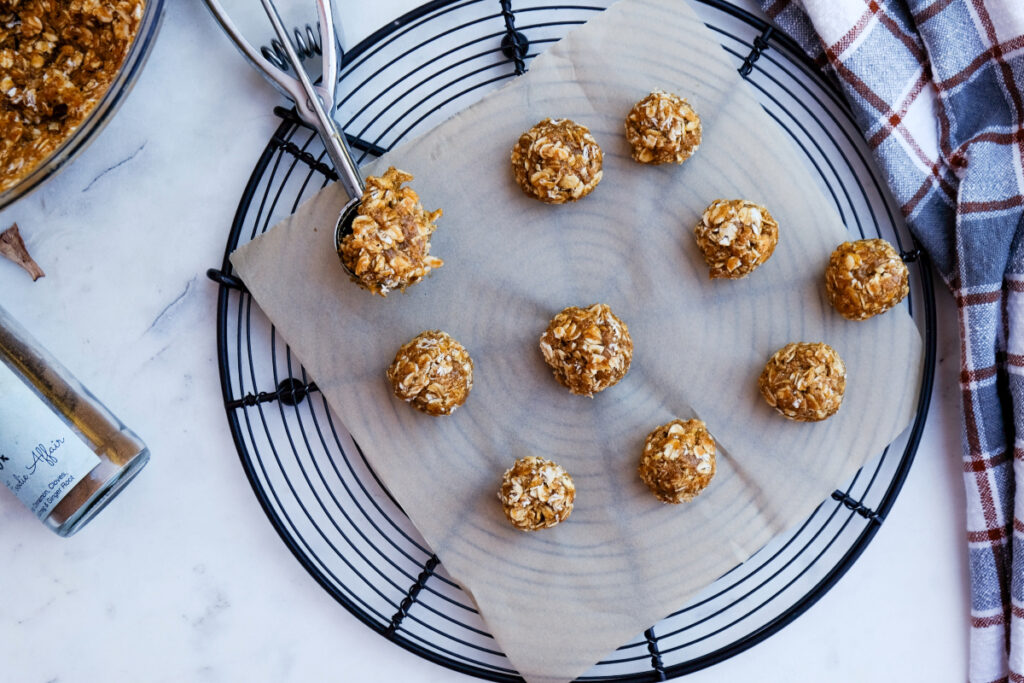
[
  {"left": 510, "top": 118, "right": 603, "bottom": 203},
  {"left": 825, "top": 239, "right": 909, "bottom": 320},
  {"left": 339, "top": 167, "right": 443, "bottom": 296},
  {"left": 625, "top": 90, "right": 702, "bottom": 165},
  {"left": 499, "top": 456, "right": 575, "bottom": 531},
  {"left": 539, "top": 303, "right": 633, "bottom": 397},
  {"left": 386, "top": 330, "right": 473, "bottom": 416},
  {"left": 694, "top": 199, "right": 779, "bottom": 279},
  {"left": 759, "top": 342, "right": 846, "bottom": 422},
  {"left": 639, "top": 419, "right": 716, "bottom": 504}
]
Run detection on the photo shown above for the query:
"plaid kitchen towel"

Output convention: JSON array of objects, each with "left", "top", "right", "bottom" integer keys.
[{"left": 754, "top": 0, "right": 1024, "bottom": 680}]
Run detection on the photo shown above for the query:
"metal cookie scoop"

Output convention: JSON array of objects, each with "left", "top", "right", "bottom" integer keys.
[{"left": 203, "top": 0, "right": 365, "bottom": 276}]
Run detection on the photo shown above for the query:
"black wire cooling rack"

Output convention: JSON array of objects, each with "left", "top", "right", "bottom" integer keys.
[{"left": 206, "top": 1, "right": 937, "bottom": 679}]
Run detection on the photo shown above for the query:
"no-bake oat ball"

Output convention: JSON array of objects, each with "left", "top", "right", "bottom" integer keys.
[
  {"left": 694, "top": 199, "right": 779, "bottom": 279},
  {"left": 759, "top": 342, "right": 846, "bottom": 422},
  {"left": 510, "top": 118, "right": 603, "bottom": 203},
  {"left": 825, "top": 239, "right": 909, "bottom": 321},
  {"left": 498, "top": 456, "right": 575, "bottom": 531},
  {"left": 339, "top": 167, "right": 443, "bottom": 296},
  {"left": 638, "top": 419, "right": 716, "bottom": 504},
  {"left": 624, "top": 90, "right": 702, "bottom": 165},
  {"left": 539, "top": 303, "right": 633, "bottom": 397},
  {"left": 386, "top": 330, "right": 473, "bottom": 416}
]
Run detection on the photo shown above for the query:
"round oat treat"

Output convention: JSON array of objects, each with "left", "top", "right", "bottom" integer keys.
[
  {"left": 638, "top": 419, "right": 716, "bottom": 504},
  {"left": 386, "top": 330, "right": 473, "bottom": 416},
  {"left": 825, "top": 239, "right": 909, "bottom": 320},
  {"left": 759, "top": 342, "right": 846, "bottom": 422},
  {"left": 539, "top": 303, "right": 633, "bottom": 397},
  {"left": 624, "top": 90, "right": 702, "bottom": 165},
  {"left": 510, "top": 118, "right": 603, "bottom": 203},
  {"left": 694, "top": 199, "right": 779, "bottom": 279},
  {"left": 339, "top": 167, "right": 443, "bottom": 296},
  {"left": 498, "top": 456, "right": 575, "bottom": 531}
]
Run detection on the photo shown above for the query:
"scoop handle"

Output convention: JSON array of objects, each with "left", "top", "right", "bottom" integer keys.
[{"left": 260, "top": 0, "right": 365, "bottom": 200}]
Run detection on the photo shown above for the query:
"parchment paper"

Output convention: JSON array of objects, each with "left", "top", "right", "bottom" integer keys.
[{"left": 230, "top": 1, "right": 924, "bottom": 680}]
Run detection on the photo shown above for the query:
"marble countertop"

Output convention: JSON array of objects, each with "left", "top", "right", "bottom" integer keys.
[{"left": 0, "top": 1, "right": 969, "bottom": 681}]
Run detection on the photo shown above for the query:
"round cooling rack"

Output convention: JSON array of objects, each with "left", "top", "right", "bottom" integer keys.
[{"left": 207, "top": 1, "right": 937, "bottom": 680}]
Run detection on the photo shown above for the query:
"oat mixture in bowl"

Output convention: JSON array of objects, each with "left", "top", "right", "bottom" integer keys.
[{"left": 0, "top": 0, "right": 164, "bottom": 207}]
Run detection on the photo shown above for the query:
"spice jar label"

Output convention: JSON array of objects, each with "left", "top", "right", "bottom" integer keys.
[{"left": 0, "top": 363, "right": 100, "bottom": 520}]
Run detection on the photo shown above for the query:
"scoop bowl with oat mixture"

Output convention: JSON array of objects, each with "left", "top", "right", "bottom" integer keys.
[{"left": 0, "top": 0, "right": 164, "bottom": 209}]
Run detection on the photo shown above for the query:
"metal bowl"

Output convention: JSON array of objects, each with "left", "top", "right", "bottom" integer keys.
[{"left": 0, "top": 0, "right": 165, "bottom": 210}]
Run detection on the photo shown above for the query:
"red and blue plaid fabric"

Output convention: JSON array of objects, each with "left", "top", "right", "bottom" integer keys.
[{"left": 756, "top": 1, "right": 1024, "bottom": 680}]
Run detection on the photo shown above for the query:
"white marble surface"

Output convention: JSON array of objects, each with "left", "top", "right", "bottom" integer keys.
[{"left": 0, "top": 1, "right": 969, "bottom": 681}]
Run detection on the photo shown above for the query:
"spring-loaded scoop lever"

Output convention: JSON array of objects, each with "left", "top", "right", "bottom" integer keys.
[{"left": 201, "top": 0, "right": 364, "bottom": 204}]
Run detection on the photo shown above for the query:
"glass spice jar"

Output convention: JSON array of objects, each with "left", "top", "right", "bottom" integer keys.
[{"left": 0, "top": 303, "right": 149, "bottom": 537}]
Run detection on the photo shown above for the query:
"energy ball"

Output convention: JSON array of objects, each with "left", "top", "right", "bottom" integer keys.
[
  {"left": 638, "top": 419, "right": 716, "bottom": 504},
  {"left": 386, "top": 330, "right": 473, "bottom": 416},
  {"left": 339, "top": 167, "right": 443, "bottom": 296},
  {"left": 539, "top": 303, "right": 633, "bottom": 397},
  {"left": 825, "top": 239, "right": 909, "bottom": 320},
  {"left": 759, "top": 342, "right": 846, "bottom": 422},
  {"left": 624, "top": 90, "right": 702, "bottom": 165},
  {"left": 510, "top": 118, "right": 603, "bottom": 203},
  {"left": 694, "top": 199, "right": 779, "bottom": 279},
  {"left": 499, "top": 456, "right": 575, "bottom": 531}
]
